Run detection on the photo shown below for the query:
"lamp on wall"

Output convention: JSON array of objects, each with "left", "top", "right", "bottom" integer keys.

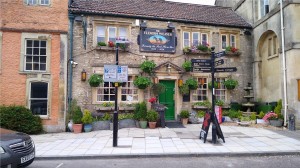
[
  {"left": 140, "top": 21, "right": 147, "bottom": 30},
  {"left": 81, "top": 69, "right": 87, "bottom": 81}
]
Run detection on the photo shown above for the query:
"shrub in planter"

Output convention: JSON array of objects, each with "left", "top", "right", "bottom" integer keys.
[
  {"left": 134, "top": 102, "right": 148, "bottom": 128},
  {"left": 140, "top": 60, "right": 156, "bottom": 74},
  {"left": 182, "top": 61, "right": 192, "bottom": 72},
  {"left": 215, "top": 99, "right": 224, "bottom": 106},
  {"left": 0, "top": 105, "right": 43, "bottom": 134},
  {"left": 97, "top": 41, "right": 107, "bottom": 46},
  {"left": 186, "top": 78, "right": 198, "bottom": 90},
  {"left": 88, "top": 74, "right": 103, "bottom": 87},
  {"left": 133, "top": 76, "right": 152, "bottom": 89},
  {"left": 82, "top": 109, "right": 93, "bottom": 132},
  {"left": 72, "top": 106, "right": 83, "bottom": 133},
  {"left": 193, "top": 100, "right": 211, "bottom": 108},
  {"left": 180, "top": 110, "right": 190, "bottom": 125},
  {"left": 147, "top": 110, "right": 159, "bottom": 129},
  {"left": 179, "top": 83, "right": 190, "bottom": 95},
  {"left": 223, "top": 78, "right": 238, "bottom": 90}
]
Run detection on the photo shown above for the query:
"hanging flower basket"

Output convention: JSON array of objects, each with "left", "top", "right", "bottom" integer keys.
[
  {"left": 88, "top": 74, "right": 103, "bottom": 87},
  {"left": 133, "top": 76, "right": 152, "bottom": 89}
]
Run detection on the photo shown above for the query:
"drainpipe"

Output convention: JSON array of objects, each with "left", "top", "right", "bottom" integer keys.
[
  {"left": 68, "top": 13, "right": 75, "bottom": 108},
  {"left": 280, "top": 0, "right": 288, "bottom": 127}
]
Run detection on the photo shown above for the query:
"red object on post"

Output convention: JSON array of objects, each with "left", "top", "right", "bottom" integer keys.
[{"left": 215, "top": 106, "right": 222, "bottom": 124}]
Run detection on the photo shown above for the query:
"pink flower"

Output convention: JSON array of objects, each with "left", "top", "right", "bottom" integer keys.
[{"left": 262, "top": 112, "right": 278, "bottom": 121}]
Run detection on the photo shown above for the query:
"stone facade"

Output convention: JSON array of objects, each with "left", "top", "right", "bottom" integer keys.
[
  {"left": 0, "top": 0, "right": 69, "bottom": 132},
  {"left": 216, "top": 0, "right": 300, "bottom": 128},
  {"left": 71, "top": 15, "right": 253, "bottom": 120}
]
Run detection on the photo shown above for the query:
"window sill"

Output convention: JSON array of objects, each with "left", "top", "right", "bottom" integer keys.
[
  {"left": 225, "top": 51, "right": 241, "bottom": 56},
  {"left": 96, "top": 46, "right": 129, "bottom": 52},
  {"left": 39, "top": 116, "right": 51, "bottom": 120},
  {"left": 19, "top": 71, "right": 50, "bottom": 75},
  {"left": 192, "top": 105, "right": 209, "bottom": 109},
  {"left": 183, "top": 50, "right": 211, "bottom": 56},
  {"left": 267, "top": 54, "right": 278, "bottom": 60}
]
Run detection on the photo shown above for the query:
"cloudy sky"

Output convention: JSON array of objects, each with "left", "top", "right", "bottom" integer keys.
[{"left": 166, "top": 0, "right": 216, "bottom": 5}]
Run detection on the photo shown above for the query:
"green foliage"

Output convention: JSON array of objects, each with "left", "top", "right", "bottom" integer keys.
[
  {"left": 215, "top": 99, "right": 224, "bottom": 106},
  {"left": 240, "top": 116, "right": 251, "bottom": 121},
  {"left": 197, "top": 110, "right": 205, "bottom": 118},
  {"left": 182, "top": 61, "right": 192, "bottom": 72},
  {"left": 97, "top": 41, "right": 107, "bottom": 46},
  {"left": 258, "top": 111, "right": 265, "bottom": 119},
  {"left": 250, "top": 113, "right": 257, "bottom": 120},
  {"left": 146, "top": 110, "right": 159, "bottom": 122},
  {"left": 133, "top": 76, "right": 152, "bottom": 89},
  {"left": 223, "top": 79, "right": 238, "bottom": 90},
  {"left": 228, "top": 109, "right": 242, "bottom": 119},
  {"left": 193, "top": 100, "right": 211, "bottom": 108},
  {"left": 100, "top": 102, "right": 114, "bottom": 107},
  {"left": 257, "top": 105, "right": 273, "bottom": 113},
  {"left": 197, "top": 44, "right": 209, "bottom": 52},
  {"left": 274, "top": 99, "right": 283, "bottom": 119},
  {"left": 119, "top": 43, "right": 130, "bottom": 50},
  {"left": 208, "top": 81, "right": 218, "bottom": 89},
  {"left": 81, "top": 109, "right": 93, "bottom": 124},
  {"left": 103, "top": 113, "right": 112, "bottom": 121},
  {"left": 230, "top": 103, "right": 242, "bottom": 111},
  {"left": 72, "top": 106, "right": 83, "bottom": 124},
  {"left": 140, "top": 60, "right": 156, "bottom": 74},
  {"left": 180, "top": 110, "right": 190, "bottom": 118},
  {"left": 179, "top": 83, "right": 190, "bottom": 95},
  {"left": 88, "top": 74, "right": 103, "bottom": 87},
  {"left": 222, "top": 110, "right": 230, "bottom": 116},
  {"left": 183, "top": 46, "right": 191, "bottom": 53},
  {"left": 118, "top": 113, "right": 134, "bottom": 120},
  {"left": 67, "top": 99, "right": 78, "bottom": 121},
  {"left": 186, "top": 78, "right": 198, "bottom": 90},
  {"left": 151, "top": 83, "right": 166, "bottom": 96},
  {"left": 134, "top": 102, "right": 147, "bottom": 121},
  {"left": 0, "top": 105, "right": 43, "bottom": 134}
]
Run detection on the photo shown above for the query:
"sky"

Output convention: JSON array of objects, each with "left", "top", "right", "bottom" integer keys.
[{"left": 166, "top": 0, "right": 216, "bottom": 5}]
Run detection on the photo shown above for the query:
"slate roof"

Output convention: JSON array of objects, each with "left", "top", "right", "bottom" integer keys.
[{"left": 69, "top": 0, "right": 252, "bottom": 29}]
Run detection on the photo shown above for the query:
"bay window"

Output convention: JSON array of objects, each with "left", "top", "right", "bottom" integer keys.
[{"left": 96, "top": 25, "right": 129, "bottom": 45}]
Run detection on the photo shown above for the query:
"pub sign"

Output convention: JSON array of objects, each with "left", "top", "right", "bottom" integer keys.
[{"left": 139, "top": 28, "right": 176, "bottom": 53}]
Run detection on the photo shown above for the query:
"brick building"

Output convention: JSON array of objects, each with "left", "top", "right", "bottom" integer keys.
[
  {"left": 0, "top": 0, "right": 69, "bottom": 132},
  {"left": 68, "top": 0, "right": 252, "bottom": 121}
]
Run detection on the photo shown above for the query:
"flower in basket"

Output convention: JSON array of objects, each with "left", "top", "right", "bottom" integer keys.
[
  {"left": 108, "top": 41, "right": 115, "bottom": 47},
  {"left": 225, "top": 46, "right": 239, "bottom": 53},
  {"left": 148, "top": 97, "right": 157, "bottom": 104},
  {"left": 197, "top": 41, "right": 210, "bottom": 52},
  {"left": 262, "top": 111, "right": 278, "bottom": 121}
]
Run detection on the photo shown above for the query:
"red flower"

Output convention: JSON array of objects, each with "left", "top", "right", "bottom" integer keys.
[
  {"left": 148, "top": 97, "right": 157, "bottom": 103},
  {"left": 108, "top": 41, "right": 115, "bottom": 47},
  {"left": 231, "top": 47, "right": 238, "bottom": 53}
]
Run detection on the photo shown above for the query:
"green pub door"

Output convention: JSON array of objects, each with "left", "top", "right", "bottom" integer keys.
[{"left": 158, "top": 80, "right": 175, "bottom": 120}]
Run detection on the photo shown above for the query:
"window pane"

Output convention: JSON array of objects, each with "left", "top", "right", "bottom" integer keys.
[
  {"left": 202, "top": 34, "right": 208, "bottom": 44},
  {"left": 41, "top": 41, "right": 46, "bottom": 47},
  {"left": 273, "top": 36, "right": 277, "bottom": 54},
  {"left": 97, "top": 26, "right": 105, "bottom": 43},
  {"left": 26, "top": 48, "right": 32, "bottom": 55},
  {"left": 33, "top": 40, "right": 40, "bottom": 47},
  {"left": 40, "top": 56, "right": 46, "bottom": 63},
  {"left": 222, "top": 35, "right": 227, "bottom": 49},
  {"left": 33, "top": 56, "right": 39, "bottom": 62},
  {"left": 26, "top": 56, "right": 33, "bottom": 62},
  {"left": 33, "top": 48, "right": 39, "bottom": 55},
  {"left": 108, "top": 27, "right": 116, "bottom": 42},
  {"left": 192, "top": 32, "right": 199, "bottom": 46},
  {"left": 119, "top": 27, "right": 127, "bottom": 40},
  {"left": 33, "top": 63, "right": 39, "bottom": 70},
  {"left": 40, "top": 64, "right": 46, "bottom": 70},
  {"left": 31, "top": 100, "right": 47, "bottom": 115},
  {"left": 40, "top": 48, "right": 46, "bottom": 55},
  {"left": 183, "top": 32, "right": 190, "bottom": 47},
  {"left": 31, "top": 82, "right": 48, "bottom": 98},
  {"left": 27, "top": 40, "right": 33, "bottom": 47},
  {"left": 26, "top": 64, "right": 32, "bottom": 70},
  {"left": 230, "top": 35, "right": 236, "bottom": 47}
]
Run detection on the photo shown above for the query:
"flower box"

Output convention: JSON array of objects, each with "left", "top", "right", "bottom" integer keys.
[
  {"left": 96, "top": 46, "right": 129, "bottom": 52},
  {"left": 225, "top": 51, "right": 241, "bottom": 56}
]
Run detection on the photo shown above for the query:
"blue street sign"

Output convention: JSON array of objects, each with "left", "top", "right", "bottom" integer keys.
[
  {"left": 214, "top": 51, "right": 226, "bottom": 58},
  {"left": 215, "top": 67, "right": 237, "bottom": 73},
  {"left": 215, "top": 59, "right": 224, "bottom": 67}
]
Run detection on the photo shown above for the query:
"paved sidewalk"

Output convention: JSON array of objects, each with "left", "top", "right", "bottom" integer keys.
[{"left": 30, "top": 124, "right": 300, "bottom": 158}]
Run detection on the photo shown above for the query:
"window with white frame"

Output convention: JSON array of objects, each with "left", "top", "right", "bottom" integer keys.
[
  {"left": 25, "top": 39, "right": 47, "bottom": 71},
  {"left": 183, "top": 31, "right": 209, "bottom": 48},
  {"left": 221, "top": 34, "right": 237, "bottom": 50},
  {"left": 26, "top": 0, "right": 50, "bottom": 5},
  {"left": 96, "top": 25, "right": 128, "bottom": 45},
  {"left": 97, "top": 81, "right": 116, "bottom": 102},
  {"left": 215, "top": 78, "right": 226, "bottom": 101},
  {"left": 30, "top": 82, "right": 48, "bottom": 116},
  {"left": 121, "top": 76, "right": 138, "bottom": 102},
  {"left": 192, "top": 77, "right": 208, "bottom": 102}
]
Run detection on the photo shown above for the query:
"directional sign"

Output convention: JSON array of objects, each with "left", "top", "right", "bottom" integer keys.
[
  {"left": 192, "top": 59, "right": 211, "bottom": 67},
  {"left": 214, "top": 51, "right": 226, "bottom": 58},
  {"left": 215, "top": 59, "right": 224, "bottom": 67},
  {"left": 193, "top": 67, "right": 212, "bottom": 73},
  {"left": 215, "top": 67, "right": 237, "bottom": 73}
]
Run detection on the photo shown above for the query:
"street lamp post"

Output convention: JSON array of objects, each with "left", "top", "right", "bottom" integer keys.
[
  {"left": 210, "top": 46, "right": 217, "bottom": 144},
  {"left": 113, "top": 43, "right": 119, "bottom": 147}
]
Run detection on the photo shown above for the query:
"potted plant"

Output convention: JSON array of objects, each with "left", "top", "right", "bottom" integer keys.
[
  {"left": 208, "top": 81, "right": 218, "bottom": 89},
  {"left": 140, "top": 60, "right": 156, "bottom": 74},
  {"left": 197, "top": 110, "right": 205, "bottom": 123},
  {"left": 186, "top": 78, "right": 198, "bottom": 90},
  {"left": 223, "top": 78, "right": 238, "bottom": 90},
  {"left": 81, "top": 109, "right": 93, "bottom": 132},
  {"left": 118, "top": 113, "right": 136, "bottom": 129},
  {"left": 197, "top": 42, "right": 209, "bottom": 52},
  {"left": 92, "top": 113, "right": 111, "bottom": 131},
  {"left": 72, "top": 106, "right": 83, "bottom": 133},
  {"left": 183, "top": 46, "right": 191, "bottom": 54},
  {"left": 182, "top": 61, "right": 192, "bottom": 72},
  {"left": 133, "top": 76, "right": 152, "bottom": 89},
  {"left": 97, "top": 41, "right": 107, "bottom": 47},
  {"left": 88, "top": 74, "right": 103, "bottom": 87},
  {"left": 180, "top": 110, "right": 190, "bottom": 125},
  {"left": 250, "top": 113, "right": 257, "bottom": 124},
  {"left": 215, "top": 99, "right": 224, "bottom": 107},
  {"left": 193, "top": 100, "right": 211, "bottom": 109},
  {"left": 146, "top": 110, "right": 159, "bottom": 129},
  {"left": 256, "top": 111, "right": 266, "bottom": 124},
  {"left": 134, "top": 101, "right": 148, "bottom": 128},
  {"left": 179, "top": 83, "right": 190, "bottom": 95},
  {"left": 228, "top": 109, "right": 242, "bottom": 122}
]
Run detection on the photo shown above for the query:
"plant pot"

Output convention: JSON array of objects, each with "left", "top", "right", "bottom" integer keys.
[
  {"left": 198, "top": 117, "right": 204, "bottom": 123},
  {"left": 73, "top": 124, "right": 83, "bottom": 133},
  {"left": 148, "top": 122, "right": 157, "bottom": 129},
  {"left": 139, "top": 121, "right": 147, "bottom": 129},
  {"left": 269, "top": 119, "right": 283, "bottom": 127},
  {"left": 84, "top": 124, "right": 92, "bottom": 132},
  {"left": 256, "top": 119, "right": 266, "bottom": 124},
  {"left": 181, "top": 118, "right": 188, "bottom": 125}
]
